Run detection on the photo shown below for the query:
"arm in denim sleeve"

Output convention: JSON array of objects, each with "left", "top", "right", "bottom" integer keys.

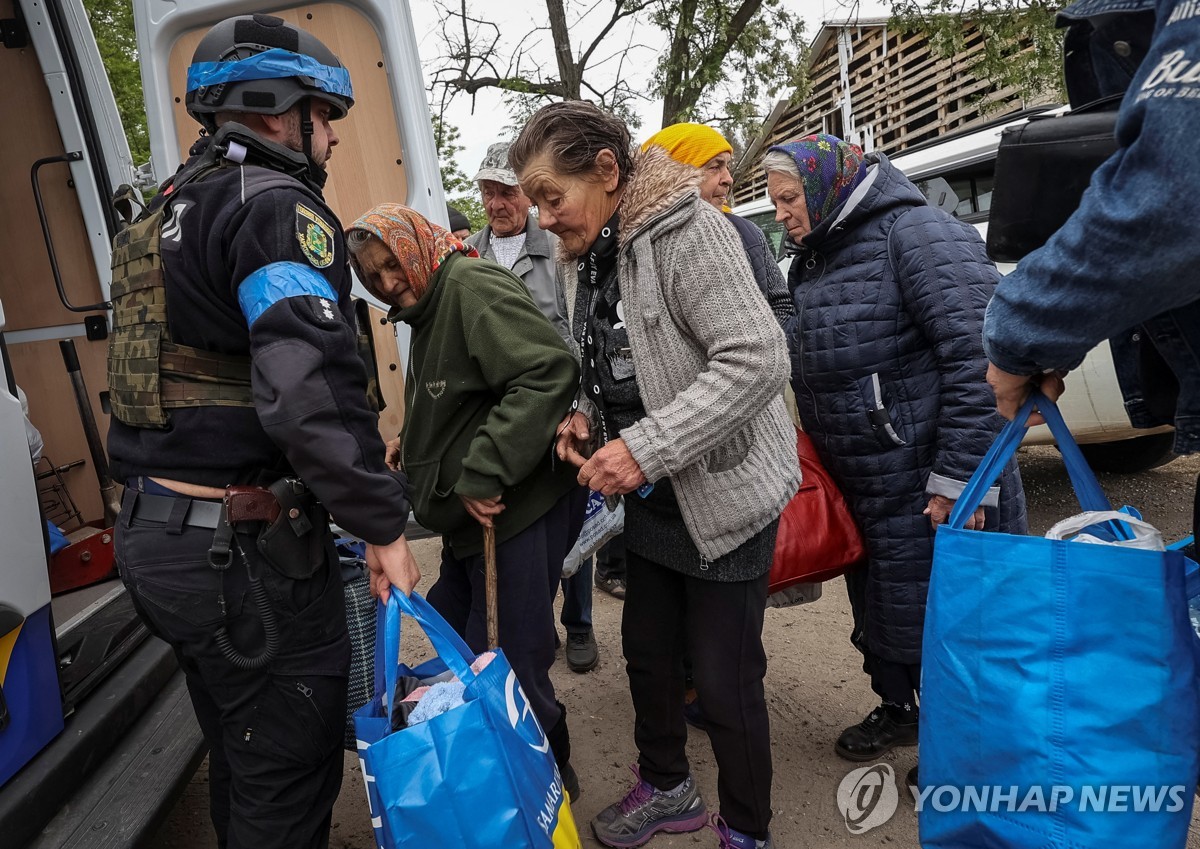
[
  {"left": 984, "top": 1, "right": 1200, "bottom": 375},
  {"left": 894, "top": 209, "right": 1006, "bottom": 495}
]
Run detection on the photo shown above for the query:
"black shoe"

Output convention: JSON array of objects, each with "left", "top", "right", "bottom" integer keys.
[
  {"left": 834, "top": 706, "right": 918, "bottom": 761},
  {"left": 905, "top": 764, "right": 919, "bottom": 803},
  {"left": 566, "top": 629, "right": 599, "bottom": 673},
  {"left": 594, "top": 573, "right": 626, "bottom": 600},
  {"left": 683, "top": 698, "right": 709, "bottom": 733},
  {"left": 561, "top": 761, "right": 581, "bottom": 801}
]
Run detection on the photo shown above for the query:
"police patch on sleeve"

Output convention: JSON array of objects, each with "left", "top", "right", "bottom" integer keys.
[{"left": 296, "top": 203, "right": 335, "bottom": 269}]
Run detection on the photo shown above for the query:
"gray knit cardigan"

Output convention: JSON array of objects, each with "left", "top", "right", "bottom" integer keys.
[{"left": 606, "top": 147, "right": 802, "bottom": 560}]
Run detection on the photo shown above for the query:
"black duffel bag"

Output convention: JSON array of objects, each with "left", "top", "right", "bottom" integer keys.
[{"left": 986, "top": 97, "right": 1121, "bottom": 263}]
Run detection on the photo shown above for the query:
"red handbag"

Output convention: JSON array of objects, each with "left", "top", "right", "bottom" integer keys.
[{"left": 769, "top": 427, "right": 866, "bottom": 592}]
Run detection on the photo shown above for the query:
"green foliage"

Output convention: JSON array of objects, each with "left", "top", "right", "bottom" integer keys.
[
  {"left": 432, "top": 114, "right": 489, "bottom": 232},
  {"left": 651, "top": 0, "right": 808, "bottom": 150},
  {"left": 889, "top": 0, "right": 1066, "bottom": 105},
  {"left": 83, "top": 0, "right": 150, "bottom": 166}
]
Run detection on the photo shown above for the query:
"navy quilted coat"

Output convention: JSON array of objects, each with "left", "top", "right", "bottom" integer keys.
[{"left": 787, "top": 154, "right": 1027, "bottom": 665}]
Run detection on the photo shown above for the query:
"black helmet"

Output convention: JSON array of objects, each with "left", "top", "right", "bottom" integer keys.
[{"left": 185, "top": 14, "right": 353, "bottom": 132}]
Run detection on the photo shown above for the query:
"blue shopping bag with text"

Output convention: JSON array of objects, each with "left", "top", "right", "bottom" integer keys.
[
  {"left": 919, "top": 393, "right": 1200, "bottom": 848},
  {"left": 353, "top": 590, "right": 580, "bottom": 849}
]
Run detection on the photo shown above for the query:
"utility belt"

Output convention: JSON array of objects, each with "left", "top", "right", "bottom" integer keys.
[
  {"left": 128, "top": 477, "right": 328, "bottom": 580},
  {"left": 126, "top": 476, "right": 330, "bottom": 670}
]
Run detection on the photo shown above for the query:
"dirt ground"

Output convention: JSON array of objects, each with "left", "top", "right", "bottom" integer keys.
[{"left": 151, "top": 447, "right": 1200, "bottom": 848}]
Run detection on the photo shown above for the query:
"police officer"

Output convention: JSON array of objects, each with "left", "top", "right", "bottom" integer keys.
[{"left": 108, "top": 15, "right": 417, "bottom": 849}]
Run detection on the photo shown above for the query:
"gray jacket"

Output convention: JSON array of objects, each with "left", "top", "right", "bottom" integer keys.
[
  {"left": 469, "top": 213, "right": 571, "bottom": 345},
  {"left": 614, "top": 147, "right": 801, "bottom": 560}
]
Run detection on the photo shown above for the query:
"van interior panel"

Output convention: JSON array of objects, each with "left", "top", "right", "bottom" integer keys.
[
  {"left": 2, "top": 0, "right": 111, "bottom": 527},
  {"left": 7, "top": 338, "right": 109, "bottom": 524},
  {"left": 366, "top": 302, "right": 405, "bottom": 442}
]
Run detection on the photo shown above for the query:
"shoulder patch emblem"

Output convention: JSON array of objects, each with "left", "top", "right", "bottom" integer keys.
[{"left": 296, "top": 203, "right": 335, "bottom": 269}]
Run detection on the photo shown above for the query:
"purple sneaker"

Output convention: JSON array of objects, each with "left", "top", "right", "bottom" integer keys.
[
  {"left": 709, "top": 813, "right": 775, "bottom": 848},
  {"left": 591, "top": 765, "right": 708, "bottom": 848}
]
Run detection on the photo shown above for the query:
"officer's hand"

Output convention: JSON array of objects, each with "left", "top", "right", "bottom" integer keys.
[
  {"left": 578, "top": 438, "right": 646, "bottom": 496},
  {"left": 367, "top": 534, "right": 420, "bottom": 602},
  {"left": 384, "top": 437, "right": 402, "bottom": 471},
  {"left": 986, "top": 363, "right": 1065, "bottom": 426},
  {"left": 460, "top": 494, "right": 504, "bottom": 528},
  {"left": 555, "top": 412, "right": 590, "bottom": 469}
]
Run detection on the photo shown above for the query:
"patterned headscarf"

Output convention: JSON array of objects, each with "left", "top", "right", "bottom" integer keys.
[
  {"left": 768, "top": 135, "right": 867, "bottom": 227},
  {"left": 347, "top": 203, "right": 478, "bottom": 301}
]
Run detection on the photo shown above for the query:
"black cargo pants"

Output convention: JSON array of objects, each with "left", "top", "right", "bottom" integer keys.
[{"left": 114, "top": 487, "right": 349, "bottom": 849}]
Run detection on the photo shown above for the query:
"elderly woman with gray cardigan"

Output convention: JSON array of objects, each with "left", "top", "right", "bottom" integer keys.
[{"left": 511, "top": 102, "right": 799, "bottom": 849}]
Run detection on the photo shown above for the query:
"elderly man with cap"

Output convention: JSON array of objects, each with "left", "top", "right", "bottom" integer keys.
[
  {"left": 466, "top": 142, "right": 600, "bottom": 674},
  {"left": 642, "top": 123, "right": 793, "bottom": 325}
]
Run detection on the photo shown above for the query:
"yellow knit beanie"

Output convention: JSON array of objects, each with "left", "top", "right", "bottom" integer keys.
[{"left": 641, "top": 123, "right": 733, "bottom": 169}]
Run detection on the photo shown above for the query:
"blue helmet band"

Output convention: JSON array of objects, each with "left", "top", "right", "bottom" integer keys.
[{"left": 186, "top": 47, "right": 353, "bottom": 100}]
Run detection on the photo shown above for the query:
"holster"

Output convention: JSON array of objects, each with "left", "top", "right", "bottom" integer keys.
[{"left": 224, "top": 479, "right": 327, "bottom": 580}]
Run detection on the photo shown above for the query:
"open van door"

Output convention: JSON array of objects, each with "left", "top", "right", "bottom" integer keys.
[
  {"left": 0, "top": 1, "right": 445, "bottom": 845},
  {"left": 0, "top": 1, "right": 207, "bottom": 847},
  {"left": 133, "top": 0, "right": 445, "bottom": 443}
]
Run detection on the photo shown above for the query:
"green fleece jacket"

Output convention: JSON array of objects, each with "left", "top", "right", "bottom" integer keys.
[{"left": 392, "top": 251, "right": 580, "bottom": 556}]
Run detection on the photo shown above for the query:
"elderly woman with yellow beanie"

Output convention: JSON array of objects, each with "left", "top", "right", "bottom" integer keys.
[{"left": 642, "top": 123, "right": 793, "bottom": 326}]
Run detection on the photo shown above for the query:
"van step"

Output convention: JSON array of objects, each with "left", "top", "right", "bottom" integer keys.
[
  {"left": 27, "top": 669, "right": 205, "bottom": 849},
  {"left": 0, "top": 635, "right": 185, "bottom": 848}
]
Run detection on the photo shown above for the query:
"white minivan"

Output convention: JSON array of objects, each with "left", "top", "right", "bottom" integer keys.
[
  {"left": 0, "top": 1, "right": 441, "bottom": 844},
  {"left": 733, "top": 110, "right": 1176, "bottom": 473}
]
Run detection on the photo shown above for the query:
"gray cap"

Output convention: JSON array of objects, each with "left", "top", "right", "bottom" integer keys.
[{"left": 472, "top": 142, "right": 518, "bottom": 186}]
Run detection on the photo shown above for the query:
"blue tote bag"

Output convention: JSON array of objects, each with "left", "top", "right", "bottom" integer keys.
[
  {"left": 919, "top": 393, "right": 1200, "bottom": 848},
  {"left": 353, "top": 590, "right": 581, "bottom": 849}
]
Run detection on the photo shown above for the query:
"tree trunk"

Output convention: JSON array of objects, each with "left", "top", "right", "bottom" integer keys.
[
  {"left": 659, "top": 0, "right": 700, "bottom": 126},
  {"left": 545, "top": 0, "right": 582, "bottom": 100}
]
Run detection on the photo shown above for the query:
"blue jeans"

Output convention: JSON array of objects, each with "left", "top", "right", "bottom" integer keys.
[{"left": 560, "top": 556, "right": 593, "bottom": 634}]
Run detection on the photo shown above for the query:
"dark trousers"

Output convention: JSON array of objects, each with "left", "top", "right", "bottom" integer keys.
[
  {"left": 845, "top": 568, "right": 921, "bottom": 715},
  {"left": 427, "top": 488, "right": 585, "bottom": 768},
  {"left": 595, "top": 534, "right": 626, "bottom": 581},
  {"left": 560, "top": 555, "right": 593, "bottom": 634},
  {"left": 623, "top": 550, "right": 772, "bottom": 838},
  {"left": 114, "top": 489, "right": 348, "bottom": 849}
]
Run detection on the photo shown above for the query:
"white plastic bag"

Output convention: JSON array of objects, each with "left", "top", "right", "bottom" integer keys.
[
  {"left": 1045, "top": 510, "right": 1164, "bottom": 551},
  {"left": 562, "top": 491, "right": 624, "bottom": 578}
]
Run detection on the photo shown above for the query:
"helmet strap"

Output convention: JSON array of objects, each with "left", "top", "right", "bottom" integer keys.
[{"left": 300, "top": 97, "right": 314, "bottom": 162}]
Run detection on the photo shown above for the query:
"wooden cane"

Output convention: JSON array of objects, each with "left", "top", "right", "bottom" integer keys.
[{"left": 484, "top": 524, "right": 499, "bottom": 649}]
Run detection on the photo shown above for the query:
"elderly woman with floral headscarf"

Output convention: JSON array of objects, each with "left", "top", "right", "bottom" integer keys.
[
  {"left": 345, "top": 203, "right": 585, "bottom": 798},
  {"left": 762, "top": 136, "right": 1027, "bottom": 779},
  {"left": 641, "top": 123, "right": 793, "bottom": 326}
]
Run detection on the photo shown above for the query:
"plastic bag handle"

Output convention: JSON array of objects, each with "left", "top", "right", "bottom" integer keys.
[
  {"left": 1046, "top": 510, "right": 1163, "bottom": 546},
  {"left": 949, "top": 391, "right": 1115, "bottom": 528},
  {"left": 382, "top": 589, "right": 477, "bottom": 717}
]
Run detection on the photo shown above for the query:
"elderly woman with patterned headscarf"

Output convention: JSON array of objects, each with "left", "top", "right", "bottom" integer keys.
[
  {"left": 641, "top": 123, "right": 793, "bottom": 326},
  {"left": 762, "top": 136, "right": 1027, "bottom": 781},
  {"left": 345, "top": 203, "right": 586, "bottom": 798}
]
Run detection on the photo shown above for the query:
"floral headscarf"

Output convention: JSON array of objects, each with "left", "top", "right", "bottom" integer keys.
[
  {"left": 347, "top": 203, "right": 478, "bottom": 301},
  {"left": 769, "top": 135, "right": 867, "bottom": 227}
]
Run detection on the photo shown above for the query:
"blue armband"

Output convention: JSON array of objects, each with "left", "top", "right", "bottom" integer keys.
[{"left": 238, "top": 261, "right": 338, "bottom": 328}]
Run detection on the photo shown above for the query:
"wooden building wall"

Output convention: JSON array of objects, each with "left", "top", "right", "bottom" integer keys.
[{"left": 735, "top": 21, "right": 1056, "bottom": 203}]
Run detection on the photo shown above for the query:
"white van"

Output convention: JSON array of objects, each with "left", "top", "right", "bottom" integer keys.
[
  {"left": 733, "top": 110, "right": 1176, "bottom": 473},
  {"left": 0, "top": 1, "right": 440, "bottom": 844}
]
